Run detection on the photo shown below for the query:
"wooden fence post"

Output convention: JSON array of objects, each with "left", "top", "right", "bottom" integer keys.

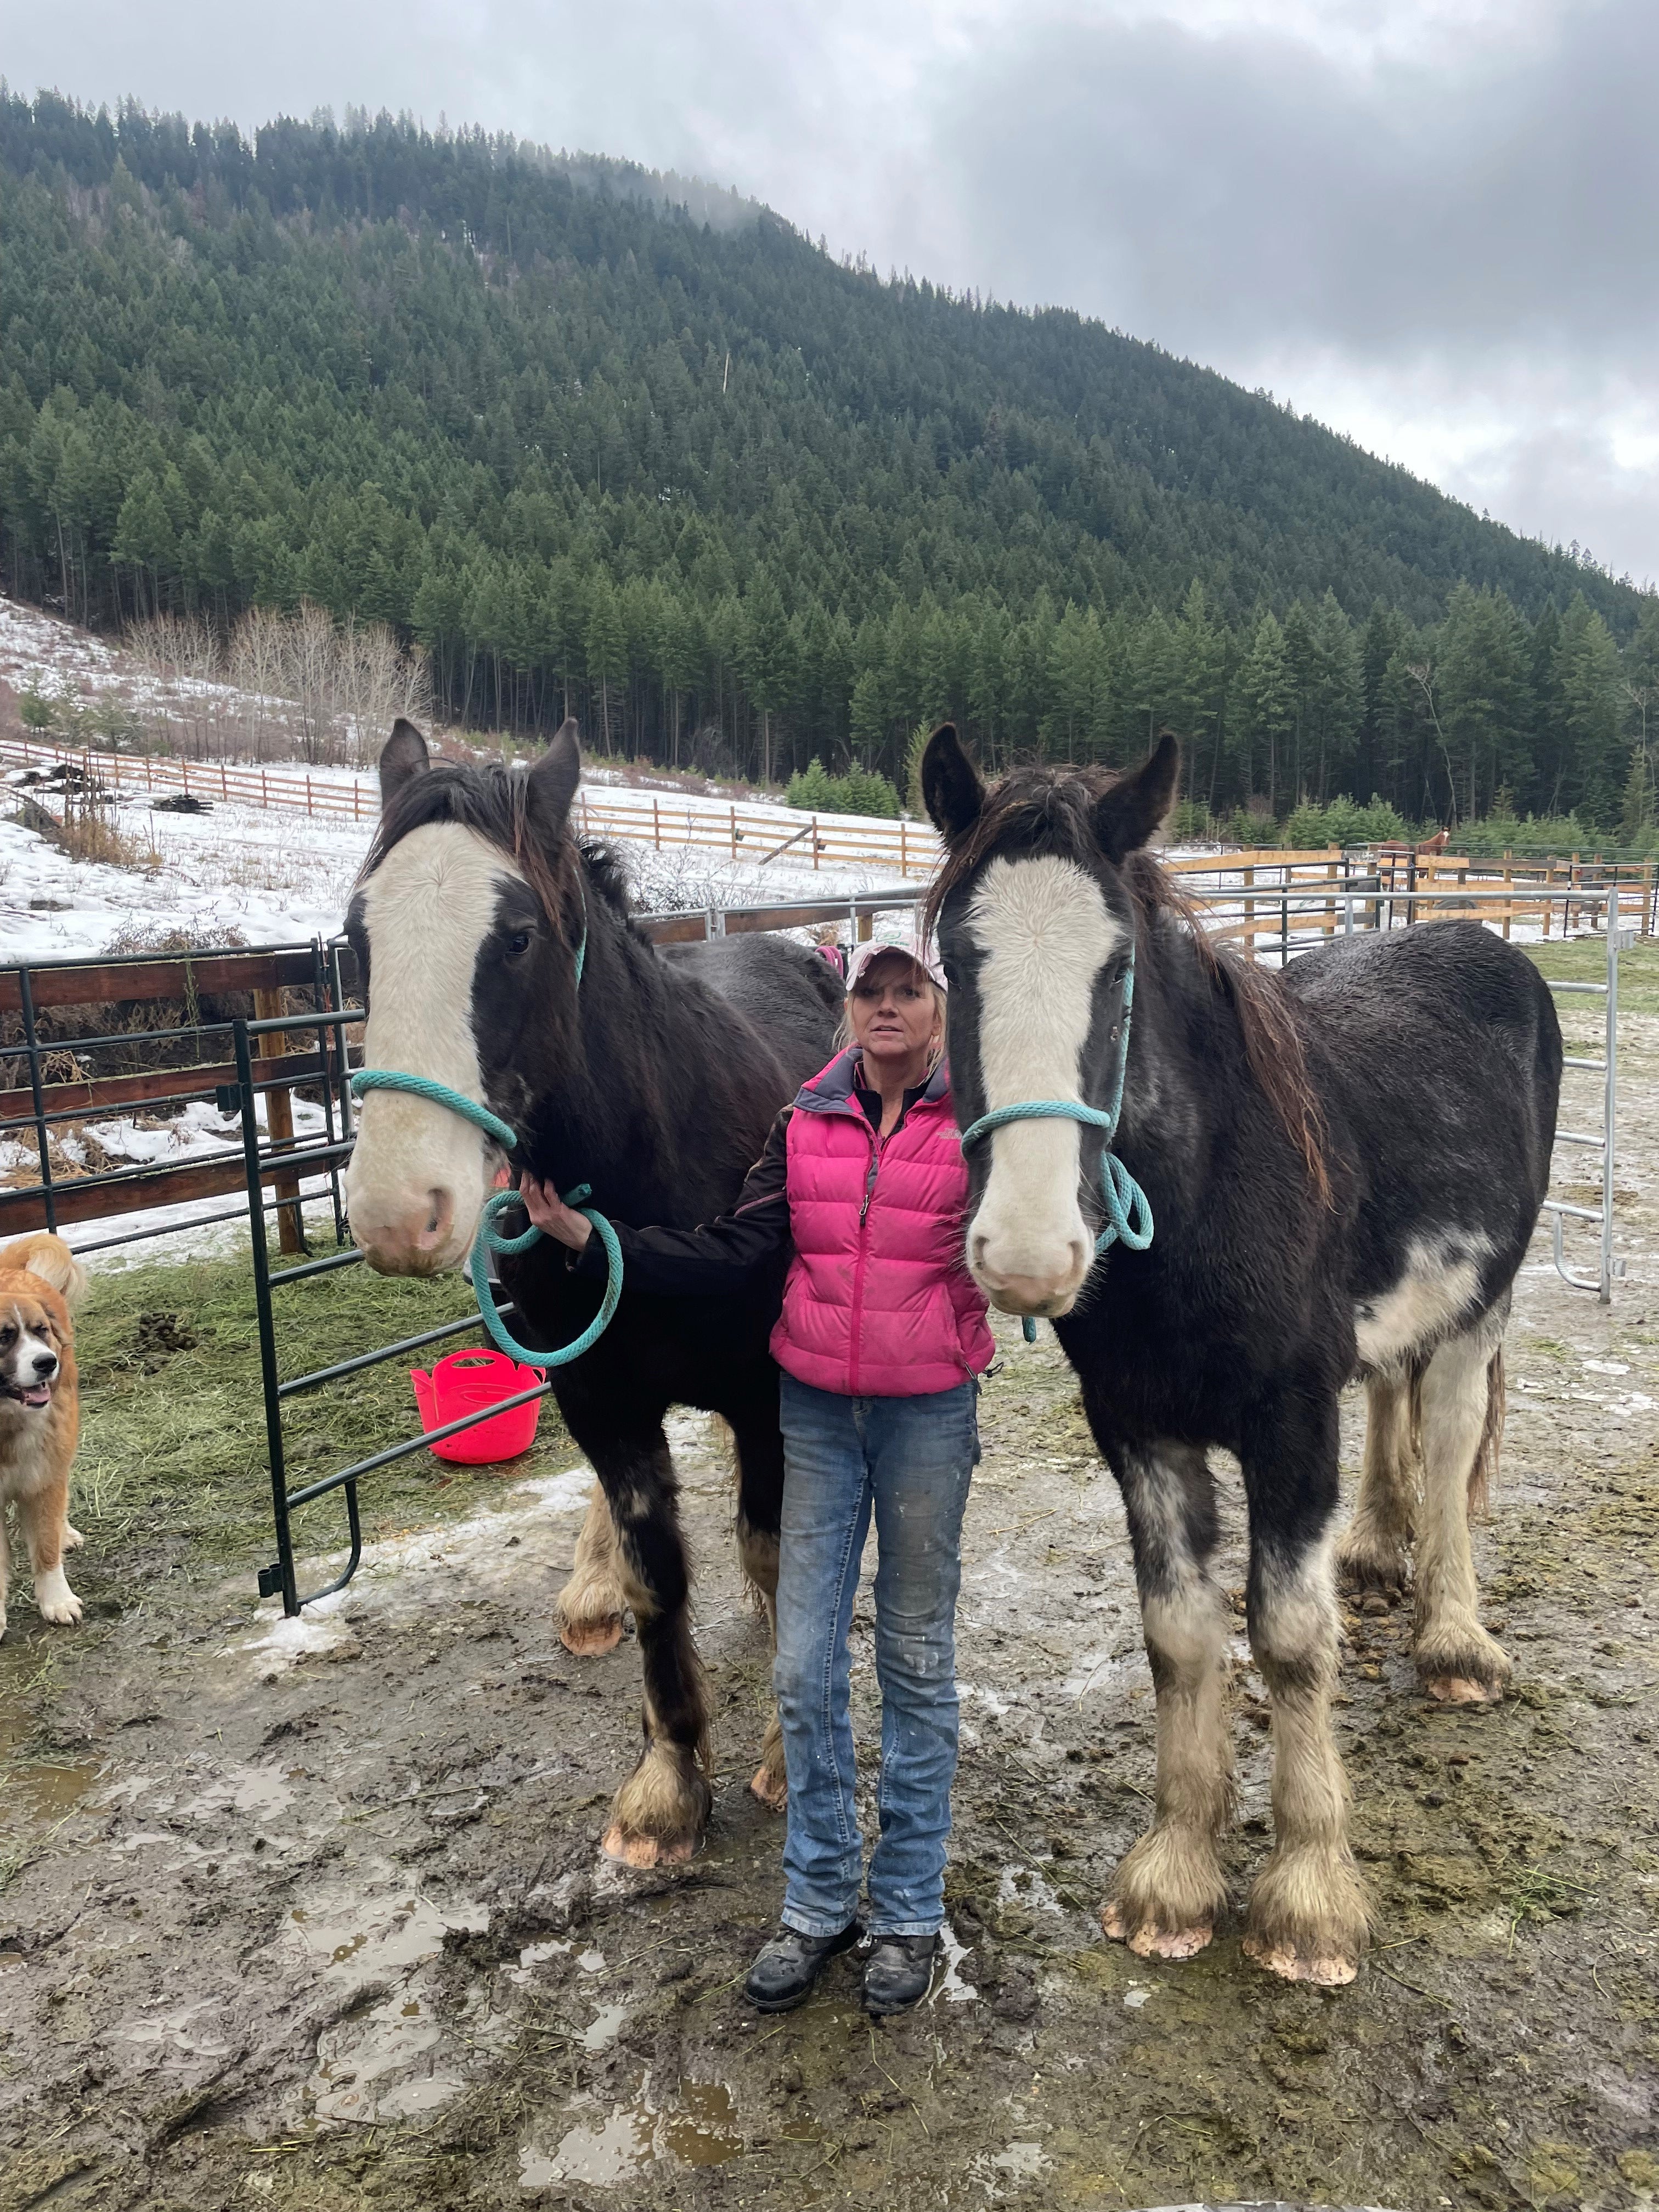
[{"left": 253, "top": 989, "right": 305, "bottom": 1255}]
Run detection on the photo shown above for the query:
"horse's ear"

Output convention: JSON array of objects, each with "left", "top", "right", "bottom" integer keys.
[
  {"left": 526, "top": 718, "right": 582, "bottom": 844},
  {"left": 379, "top": 719, "right": 430, "bottom": 808},
  {"left": 922, "top": 724, "right": 984, "bottom": 843},
  {"left": 1096, "top": 731, "right": 1181, "bottom": 864}
]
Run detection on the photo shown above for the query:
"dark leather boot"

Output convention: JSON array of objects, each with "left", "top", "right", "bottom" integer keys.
[
  {"left": 862, "top": 1932, "right": 939, "bottom": 2014},
  {"left": 743, "top": 1919, "right": 861, "bottom": 2012}
]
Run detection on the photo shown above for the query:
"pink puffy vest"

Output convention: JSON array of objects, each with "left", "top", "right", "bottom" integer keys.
[{"left": 770, "top": 1051, "right": 995, "bottom": 1397}]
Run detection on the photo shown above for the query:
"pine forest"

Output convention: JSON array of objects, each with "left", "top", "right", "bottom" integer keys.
[{"left": 4, "top": 92, "right": 1658, "bottom": 846}]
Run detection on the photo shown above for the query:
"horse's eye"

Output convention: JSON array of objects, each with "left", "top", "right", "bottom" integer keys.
[{"left": 504, "top": 930, "right": 533, "bottom": 961}]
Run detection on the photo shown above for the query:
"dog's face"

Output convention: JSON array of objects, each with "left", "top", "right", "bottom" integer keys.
[{"left": 0, "top": 1290, "right": 65, "bottom": 1414}]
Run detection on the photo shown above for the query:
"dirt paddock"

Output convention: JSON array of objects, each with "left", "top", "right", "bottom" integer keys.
[{"left": 3, "top": 938, "right": 1658, "bottom": 2212}]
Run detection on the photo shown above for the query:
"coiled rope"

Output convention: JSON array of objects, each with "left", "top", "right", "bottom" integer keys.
[{"left": 349, "top": 1068, "right": 622, "bottom": 1369}]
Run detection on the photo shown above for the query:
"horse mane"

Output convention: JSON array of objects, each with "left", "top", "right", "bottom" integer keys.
[
  {"left": 925, "top": 763, "right": 1331, "bottom": 1205},
  {"left": 358, "top": 756, "right": 634, "bottom": 926}
]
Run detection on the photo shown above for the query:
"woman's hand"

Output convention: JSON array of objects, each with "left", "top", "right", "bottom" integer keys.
[{"left": 520, "top": 1177, "right": 593, "bottom": 1252}]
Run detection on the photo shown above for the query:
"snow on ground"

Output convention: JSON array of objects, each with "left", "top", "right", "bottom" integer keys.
[
  {"left": 0, "top": 594, "right": 270, "bottom": 729},
  {"left": 1, "top": 1088, "right": 343, "bottom": 1272},
  {"left": 1, "top": 770, "right": 923, "bottom": 970}
]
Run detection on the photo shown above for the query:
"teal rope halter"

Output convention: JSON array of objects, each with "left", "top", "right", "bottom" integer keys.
[
  {"left": 348, "top": 889, "right": 622, "bottom": 1370},
  {"left": 957, "top": 953, "right": 1154, "bottom": 1344}
]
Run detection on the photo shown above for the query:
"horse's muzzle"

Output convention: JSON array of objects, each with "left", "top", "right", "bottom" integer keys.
[
  {"left": 350, "top": 1186, "right": 463, "bottom": 1276},
  {"left": 969, "top": 1232, "right": 1090, "bottom": 1318}
]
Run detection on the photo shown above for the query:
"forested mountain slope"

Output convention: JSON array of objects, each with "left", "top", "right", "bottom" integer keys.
[{"left": 2, "top": 91, "right": 1654, "bottom": 830}]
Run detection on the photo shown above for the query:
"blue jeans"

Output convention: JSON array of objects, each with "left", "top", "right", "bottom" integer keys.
[{"left": 774, "top": 1373, "right": 978, "bottom": 1939}]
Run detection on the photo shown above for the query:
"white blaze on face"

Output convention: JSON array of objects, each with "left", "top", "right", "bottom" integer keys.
[
  {"left": 344, "top": 822, "right": 522, "bottom": 1276},
  {"left": 966, "top": 854, "right": 1125, "bottom": 1315}
]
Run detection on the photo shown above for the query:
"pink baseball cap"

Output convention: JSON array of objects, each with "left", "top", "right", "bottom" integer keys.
[{"left": 844, "top": 934, "right": 947, "bottom": 993}]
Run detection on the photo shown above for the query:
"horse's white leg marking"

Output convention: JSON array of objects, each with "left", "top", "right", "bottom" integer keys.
[
  {"left": 345, "top": 822, "right": 521, "bottom": 1274},
  {"left": 1338, "top": 1370, "right": 1418, "bottom": 1592},
  {"left": 1353, "top": 1235, "right": 1489, "bottom": 1370},
  {"left": 556, "top": 1484, "right": 628, "bottom": 1656},
  {"left": 737, "top": 1517, "right": 787, "bottom": 1810},
  {"left": 601, "top": 1533, "right": 712, "bottom": 1870},
  {"left": 1104, "top": 1447, "right": 1232, "bottom": 1960},
  {"left": 966, "top": 855, "right": 1123, "bottom": 1314},
  {"left": 1412, "top": 1323, "right": 1510, "bottom": 1703},
  {"left": 1243, "top": 1534, "right": 1369, "bottom": 1984}
]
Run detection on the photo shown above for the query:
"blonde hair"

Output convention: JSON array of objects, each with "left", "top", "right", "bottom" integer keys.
[{"left": 836, "top": 947, "right": 946, "bottom": 1072}]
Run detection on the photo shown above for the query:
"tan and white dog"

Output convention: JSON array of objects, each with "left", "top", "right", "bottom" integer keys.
[{"left": 0, "top": 1232, "right": 87, "bottom": 1639}]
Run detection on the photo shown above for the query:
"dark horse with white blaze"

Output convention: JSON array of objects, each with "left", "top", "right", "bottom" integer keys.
[
  {"left": 342, "top": 719, "right": 842, "bottom": 1865},
  {"left": 922, "top": 725, "right": 1561, "bottom": 1984}
]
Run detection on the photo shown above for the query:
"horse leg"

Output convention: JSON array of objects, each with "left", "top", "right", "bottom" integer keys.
[
  {"left": 1411, "top": 1313, "right": 1510, "bottom": 1705},
  {"left": 1102, "top": 1441, "right": 1232, "bottom": 1961},
  {"left": 1337, "top": 1369, "right": 1418, "bottom": 1594},
  {"left": 593, "top": 1430, "right": 712, "bottom": 1867},
  {"left": 729, "top": 1399, "right": 787, "bottom": 1812},
  {"left": 1240, "top": 1396, "right": 1369, "bottom": 1986},
  {"left": 556, "top": 1483, "right": 627, "bottom": 1656}
]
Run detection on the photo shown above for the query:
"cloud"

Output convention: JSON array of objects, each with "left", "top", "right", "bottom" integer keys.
[{"left": 5, "top": 0, "right": 1654, "bottom": 582}]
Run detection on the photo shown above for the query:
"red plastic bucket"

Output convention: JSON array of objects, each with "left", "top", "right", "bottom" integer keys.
[{"left": 410, "top": 1349, "right": 544, "bottom": 1465}]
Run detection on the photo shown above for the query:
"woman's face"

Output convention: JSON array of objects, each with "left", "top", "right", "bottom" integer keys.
[{"left": 848, "top": 954, "right": 941, "bottom": 1069}]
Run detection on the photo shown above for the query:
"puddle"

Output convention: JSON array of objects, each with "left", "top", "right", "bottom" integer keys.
[
  {"left": 930, "top": 1923, "right": 979, "bottom": 2005},
  {"left": 520, "top": 2078, "right": 743, "bottom": 2190},
  {"left": 523, "top": 2106, "right": 654, "bottom": 2190},
  {"left": 112, "top": 1997, "right": 238, "bottom": 2059},
  {"left": 996, "top": 1862, "right": 1065, "bottom": 1918},
  {"left": 285, "top": 1878, "right": 488, "bottom": 1984},
  {"left": 178, "top": 1765, "right": 294, "bottom": 1820},
  {"left": 660, "top": 2081, "right": 743, "bottom": 2165},
  {"left": 0, "top": 1708, "right": 100, "bottom": 1828},
  {"left": 580, "top": 2002, "right": 630, "bottom": 2053},
  {"left": 970, "top": 2140, "right": 1054, "bottom": 2200},
  {"left": 309, "top": 1978, "right": 460, "bottom": 2124},
  {"left": 2, "top": 1753, "right": 100, "bottom": 1824}
]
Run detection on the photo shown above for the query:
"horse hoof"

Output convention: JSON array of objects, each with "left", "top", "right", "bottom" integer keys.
[
  {"left": 1424, "top": 1674, "right": 1503, "bottom": 1705},
  {"left": 1337, "top": 1552, "right": 1406, "bottom": 1596},
  {"left": 1242, "top": 1933, "right": 1359, "bottom": 1986},
  {"left": 560, "top": 1616, "right": 624, "bottom": 1657},
  {"left": 601, "top": 1824, "right": 696, "bottom": 1869},
  {"left": 749, "top": 1763, "right": 787, "bottom": 1813},
  {"left": 1101, "top": 1901, "right": 1213, "bottom": 1960}
]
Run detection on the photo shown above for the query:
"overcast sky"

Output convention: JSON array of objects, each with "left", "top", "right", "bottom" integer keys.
[{"left": 9, "top": 0, "right": 1655, "bottom": 586}]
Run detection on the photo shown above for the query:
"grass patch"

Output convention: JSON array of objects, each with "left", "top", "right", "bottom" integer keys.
[
  {"left": 1505, "top": 1857, "right": 1598, "bottom": 1946},
  {"left": 1526, "top": 934, "right": 1659, "bottom": 1016},
  {"left": 70, "top": 1239, "right": 576, "bottom": 1588}
]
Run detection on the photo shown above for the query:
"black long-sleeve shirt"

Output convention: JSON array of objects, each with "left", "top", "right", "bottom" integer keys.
[{"left": 569, "top": 1074, "right": 929, "bottom": 1298}]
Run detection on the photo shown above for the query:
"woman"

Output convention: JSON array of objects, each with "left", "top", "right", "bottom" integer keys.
[{"left": 522, "top": 938, "right": 993, "bottom": 2015}]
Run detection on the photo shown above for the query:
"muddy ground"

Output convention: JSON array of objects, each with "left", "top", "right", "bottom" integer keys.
[{"left": 3, "top": 936, "right": 1658, "bottom": 2212}]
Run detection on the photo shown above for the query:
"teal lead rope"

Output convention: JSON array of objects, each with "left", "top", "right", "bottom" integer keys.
[
  {"left": 349, "top": 1066, "right": 623, "bottom": 1370},
  {"left": 957, "top": 954, "right": 1154, "bottom": 1344}
]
